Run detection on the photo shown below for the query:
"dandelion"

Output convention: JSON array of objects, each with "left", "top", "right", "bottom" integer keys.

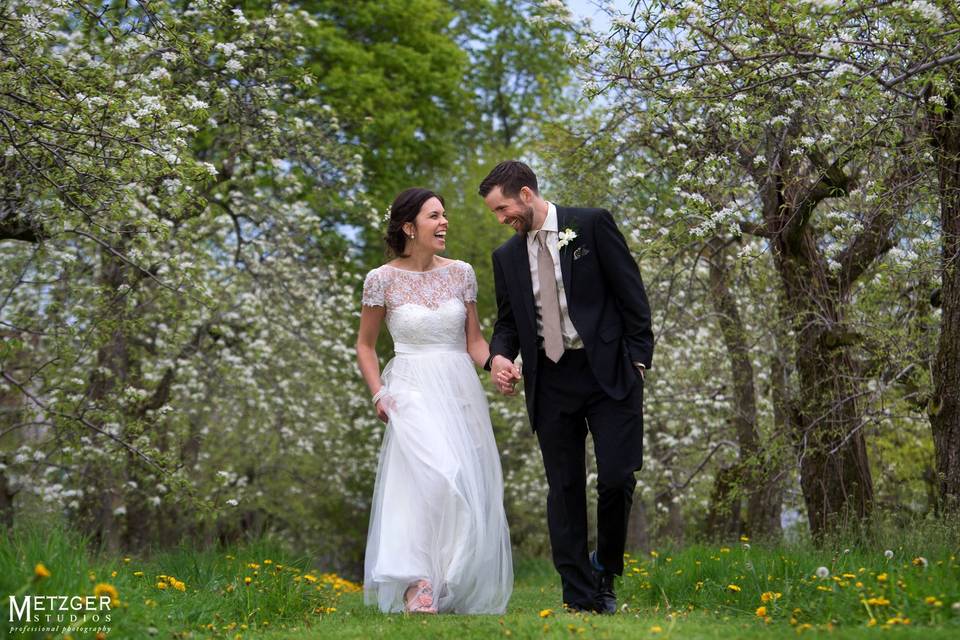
[
  {"left": 34, "top": 563, "right": 51, "bottom": 579},
  {"left": 815, "top": 566, "right": 830, "bottom": 579},
  {"left": 93, "top": 583, "right": 119, "bottom": 605},
  {"left": 884, "top": 550, "right": 894, "bottom": 559}
]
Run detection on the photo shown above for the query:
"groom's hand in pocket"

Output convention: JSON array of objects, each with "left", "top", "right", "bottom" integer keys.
[{"left": 491, "top": 355, "right": 521, "bottom": 396}]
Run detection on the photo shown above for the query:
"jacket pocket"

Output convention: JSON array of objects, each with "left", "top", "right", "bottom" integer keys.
[{"left": 599, "top": 320, "right": 623, "bottom": 343}]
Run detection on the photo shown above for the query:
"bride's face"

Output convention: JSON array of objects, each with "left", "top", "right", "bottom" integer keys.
[{"left": 404, "top": 197, "right": 447, "bottom": 254}]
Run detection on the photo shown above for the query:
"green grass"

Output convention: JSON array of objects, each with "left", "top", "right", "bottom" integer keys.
[{"left": 3, "top": 524, "right": 960, "bottom": 639}]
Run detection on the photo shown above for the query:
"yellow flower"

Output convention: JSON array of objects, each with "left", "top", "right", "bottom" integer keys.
[
  {"left": 539, "top": 609, "right": 552, "bottom": 618},
  {"left": 755, "top": 606, "right": 767, "bottom": 617},
  {"left": 34, "top": 563, "right": 51, "bottom": 579},
  {"left": 727, "top": 584, "right": 741, "bottom": 592},
  {"left": 93, "top": 583, "right": 119, "bottom": 605}
]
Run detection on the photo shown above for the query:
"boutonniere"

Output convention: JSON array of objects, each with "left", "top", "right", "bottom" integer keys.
[{"left": 557, "top": 228, "right": 578, "bottom": 251}]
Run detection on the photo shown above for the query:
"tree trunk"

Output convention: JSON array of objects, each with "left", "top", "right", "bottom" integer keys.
[
  {"left": 707, "top": 238, "right": 782, "bottom": 539},
  {"left": 927, "top": 85, "right": 960, "bottom": 513},
  {"left": 0, "top": 464, "right": 15, "bottom": 530},
  {"left": 78, "top": 244, "right": 131, "bottom": 553},
  {"left": 625, "top": 496, "right": 650, "bottom": 551},
  {"left": 705, "top": 464, "right": 741, "bottom": 539},
  {"left": 773, "top": 227, "right": 874, "bottom": 537},
  {"left": 653, "top": 487, "right": 684, "bottom": 545}
]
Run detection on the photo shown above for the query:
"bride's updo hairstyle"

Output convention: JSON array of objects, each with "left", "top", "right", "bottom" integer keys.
[{"left": 385, "top": 187, "right": 445, "bottom": 257}]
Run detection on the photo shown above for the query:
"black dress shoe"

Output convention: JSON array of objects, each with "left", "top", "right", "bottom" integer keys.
[{"left": 594, "top": 571, "right": 617, "bottom": 614}]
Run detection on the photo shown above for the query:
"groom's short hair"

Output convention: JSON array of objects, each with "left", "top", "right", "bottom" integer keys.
[{"left": 478, "top": 160, "right": 539, "bottom": 198}]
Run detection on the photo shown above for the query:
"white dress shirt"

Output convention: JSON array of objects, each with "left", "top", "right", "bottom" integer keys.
[{"left": 527, "top": 203, "right": 583, "bottom": 349}]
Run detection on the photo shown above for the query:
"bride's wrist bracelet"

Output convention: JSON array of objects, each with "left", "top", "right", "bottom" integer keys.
[{"left": 372, "top": 387, "right": 387, "bottom": 405}]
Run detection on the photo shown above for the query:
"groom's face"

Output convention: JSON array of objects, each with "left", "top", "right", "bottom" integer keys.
[{"left": 484, "top": 186, "right": 534, "bottom": 235}]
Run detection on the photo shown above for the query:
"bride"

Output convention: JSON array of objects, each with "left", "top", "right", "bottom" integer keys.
[{"left": 355, "top": 187, "right": 513, "bottom": 614}]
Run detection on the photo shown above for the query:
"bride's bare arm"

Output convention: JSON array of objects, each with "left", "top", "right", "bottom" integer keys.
[
  {"left": 356, "top": 305, "right": 389, "bottom": 421},
  {"left": 464, "top": 302, "right": 491, "bottom": 369}
]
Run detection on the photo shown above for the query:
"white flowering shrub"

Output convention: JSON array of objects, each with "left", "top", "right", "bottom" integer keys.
[{"left": 0, "top": 0, "right": 377, "bottom": 556}]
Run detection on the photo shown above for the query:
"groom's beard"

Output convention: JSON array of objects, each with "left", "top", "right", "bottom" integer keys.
[{"left": 510, "top": 205, "right": 534, "bottom": 235}]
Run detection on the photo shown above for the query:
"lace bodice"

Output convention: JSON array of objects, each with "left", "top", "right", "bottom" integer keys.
[{"left": 362, "top": 260, "right": 477, "bottom": 346}]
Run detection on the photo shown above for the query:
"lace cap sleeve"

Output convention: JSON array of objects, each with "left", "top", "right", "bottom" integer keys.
[
  {"left": 362, "top": 268, "right": 386, "bottom": 307},
  {"left": 460, "top": 261, "right": 478, "bottom": 304}
]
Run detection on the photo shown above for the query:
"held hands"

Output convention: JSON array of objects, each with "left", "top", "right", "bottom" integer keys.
[{"left": 490, "top": 355, "right": 521, "bottom": 396}]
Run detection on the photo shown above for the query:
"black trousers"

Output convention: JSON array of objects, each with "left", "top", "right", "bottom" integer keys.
[{"left": 534, "top": 348, "right": 644, "bottom": 609}]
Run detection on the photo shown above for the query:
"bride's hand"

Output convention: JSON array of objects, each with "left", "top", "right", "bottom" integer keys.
[
  {"left": 375, "top": 396, "right": 395, "bottom": 423},
  {"left": 373, "top": 390, "right": 397, "bottom": 423}
]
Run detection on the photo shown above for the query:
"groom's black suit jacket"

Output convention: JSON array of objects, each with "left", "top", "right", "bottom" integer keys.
[{"left": 489, "top": 206, "right": 654, "bottom": 430}]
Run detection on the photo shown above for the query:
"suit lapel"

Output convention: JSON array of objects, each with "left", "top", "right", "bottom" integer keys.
[
  {"left": 557, "top": 206, "right": 574, "bottom": 297},
  {"left": 511, "top": 235, "right": 537, "bottom": 333}
]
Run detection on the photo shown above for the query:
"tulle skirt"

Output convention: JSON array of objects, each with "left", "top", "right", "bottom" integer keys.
[{"left": 363, "top": 343, "right": 513, "bottom": 614}]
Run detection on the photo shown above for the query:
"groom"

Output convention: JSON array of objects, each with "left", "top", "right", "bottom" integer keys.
[{"left": 480, "top": 161, "right": 653, "bottom": 614}]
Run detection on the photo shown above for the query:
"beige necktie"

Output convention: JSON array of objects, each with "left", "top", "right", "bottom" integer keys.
[{"left": 537, "top": 231, "right": 564, "bottom": 362}]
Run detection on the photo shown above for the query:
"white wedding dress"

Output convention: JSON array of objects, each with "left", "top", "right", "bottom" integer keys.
[{"left": 361, "top": 260, "right": 513, "bottom": 614}]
